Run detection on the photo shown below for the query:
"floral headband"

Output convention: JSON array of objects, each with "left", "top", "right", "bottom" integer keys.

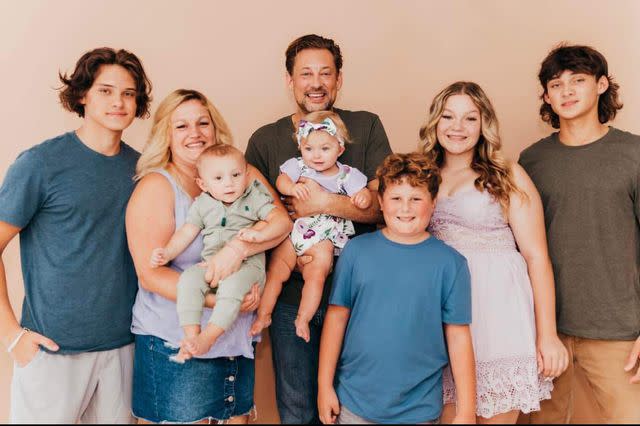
[{"left": 296, "top": 118, "right": 345, "bottom": 147}]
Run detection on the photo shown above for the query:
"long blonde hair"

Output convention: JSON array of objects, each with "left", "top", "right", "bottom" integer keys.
[
  {"left": 418, "top": 81, "right": 523, "bottom": 211},
  {"left": 135, "top": 89, "right": 233, "bottom": 180}
]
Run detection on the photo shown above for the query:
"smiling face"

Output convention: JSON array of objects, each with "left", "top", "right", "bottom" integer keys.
[
  {"left": 196, "top": 152, "right": 249, "bottom": 204},
  {"left": 80, "top": 64, "right": 137, "bottom": 134},
  {"left": 544, "top": 70, "right": 608, "bottom": 125},
  {"left": 299, "top": 130, "right": 344, "bottom": 174},
  {"left": 436, "top": 94, "right": 482, "bottom": 161},
  {"left": 287, "top": 48, "right": 343, "bottom": 115},
  {"left": 379, "top": 179, "right": 434, "bottom": 244},
  {"left": 169, "top": 99, "right": 216, "bottom": 167}
]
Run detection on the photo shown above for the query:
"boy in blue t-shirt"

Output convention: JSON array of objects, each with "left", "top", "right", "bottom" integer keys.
[{"left": 318, "top": 152, "right": 476, "bottom": 424}]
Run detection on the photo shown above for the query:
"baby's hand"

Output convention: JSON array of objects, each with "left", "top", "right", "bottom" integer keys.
[
  {"left": 292, "top": 183, "right": 311, "bottom": 201},
  {"left": 150, "top": 247, "right": 169, "bottom": 267},
  {"left": 351, "top": 188, "right": 372, "bottom": 209},
  {"left": 236, "top": 227, "right": 266, "bottom": 243}
]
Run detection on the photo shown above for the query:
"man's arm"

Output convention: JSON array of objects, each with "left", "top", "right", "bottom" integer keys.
[
  {"left": 0, "top": 221, "right": 58, "bottom": 366},
  {"left": 318, "top": 304, "right": 350, "bottom": 424},
  {"left": 285, "top": 178, "right": 384, "bottom": 224}
]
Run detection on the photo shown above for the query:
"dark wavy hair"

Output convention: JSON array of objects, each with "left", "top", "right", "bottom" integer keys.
[
  {"left": 538, "top": 44, "right": 622, "bottom": 128},
  {"left": 58, "top": 47, "right": 152, "bottom": 118},
  {"left": 376, "top": 152, "right": 441, "bottom": 200},
  {"left": 285, "top": 34, "right": 343, "bottom": 75}
]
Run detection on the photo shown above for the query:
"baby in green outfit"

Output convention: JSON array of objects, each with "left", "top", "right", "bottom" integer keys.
[{"left": 150, "top": 144, "right": 290, "bottom": 362}]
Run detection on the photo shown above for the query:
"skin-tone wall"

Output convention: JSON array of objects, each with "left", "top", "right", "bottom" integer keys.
[{"left": 1, "top": 0, "right": 639, "bottom": 423}]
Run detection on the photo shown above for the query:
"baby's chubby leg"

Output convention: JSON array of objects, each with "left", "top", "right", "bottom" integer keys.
[
  {"left": 183, "top": 262, "right": 266, "bottom": 356},
  {"left": 297, "top": 239, "right": 334, "bottom": 342},
  {"left": 250, "top": 239, "right": 297, "bottom": 336},
  {"left": 172, "top": 264, "right": 209, "bottom": 363}
]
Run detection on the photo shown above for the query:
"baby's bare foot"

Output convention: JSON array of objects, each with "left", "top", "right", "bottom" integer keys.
[
  {"left": 294, "top": 316, "right": 311, "bottom": 343},
  {"left": 250, "top": 314, "right": 272, "bottom": 336},
  {"left": 169, "top": 346, "right": 193, "bottom": 364}
]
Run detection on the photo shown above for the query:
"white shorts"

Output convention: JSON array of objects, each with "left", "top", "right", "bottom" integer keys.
[{"left": 10, "top": 343, "right": 134, "bottom": 424}]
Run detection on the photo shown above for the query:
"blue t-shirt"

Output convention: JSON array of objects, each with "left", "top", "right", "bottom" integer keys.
[
  {"left": 0, "top": 131, "right": 140, "bottom": 354},
  {"left": 329, "top": 230, "right": 471, "bottom": 423}
]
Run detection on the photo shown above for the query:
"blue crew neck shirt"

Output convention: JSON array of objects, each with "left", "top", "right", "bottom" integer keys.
[
  {"left": 0, "top": 131, "right": 140, "bottom": 354},
  {"left": 329, "top": 230, "right": 471, "bottom": 423}
]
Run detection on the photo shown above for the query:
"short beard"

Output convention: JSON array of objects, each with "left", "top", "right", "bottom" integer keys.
[{"left": 296, "top": 98, "right": 335, "bottom": 115}]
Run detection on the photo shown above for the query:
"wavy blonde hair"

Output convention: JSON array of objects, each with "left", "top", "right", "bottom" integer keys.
[
  {"left": 135, "top": 89, "right": 233, "bottom": 180},
  {"left": 418, "top": 81, "right": 523, "bottom": 211}
]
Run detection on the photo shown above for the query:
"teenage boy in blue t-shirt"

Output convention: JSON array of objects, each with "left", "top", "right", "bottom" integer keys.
[
  {"left": 0, "top": 48, "right": 151, "bottom": 423},
  {"left": 318, "top": 152, "right": 476, "bottom": 424}
]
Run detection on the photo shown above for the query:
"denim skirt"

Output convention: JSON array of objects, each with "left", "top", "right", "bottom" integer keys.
[{"left": 132, "top": 334, "right": 255, "bottom": 423}]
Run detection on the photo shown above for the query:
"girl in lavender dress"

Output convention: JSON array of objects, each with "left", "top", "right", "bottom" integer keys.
[
  {"left": 250, "top": 111, "right": 372, "bottom": 343},
  {"left": 421, "top": 82, "right": 569, "bottom": 423}
]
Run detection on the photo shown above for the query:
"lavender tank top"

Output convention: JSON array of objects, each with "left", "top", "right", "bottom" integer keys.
[{"left": 130, "top": 168, "right": 257, "bottom": 359}]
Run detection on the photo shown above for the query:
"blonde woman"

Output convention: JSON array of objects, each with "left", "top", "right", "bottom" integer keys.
[
  {"left": 126, "top": 89, "right": 289, "bottom": 424},
  {"left": 421, "top": 82, "right": 568, "bottom": 423}
]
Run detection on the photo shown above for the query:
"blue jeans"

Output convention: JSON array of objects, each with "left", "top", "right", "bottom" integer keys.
[{"left": 270, "top": 301, "right": 326, "bottom": 424}]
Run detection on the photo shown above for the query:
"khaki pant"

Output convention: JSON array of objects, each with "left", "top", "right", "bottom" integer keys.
[
  {"left": 10, "top": 343, "right": 134, "bottom": 424},
  {"left": 530, "top": 334, "right": 640, "bottom": 424}
]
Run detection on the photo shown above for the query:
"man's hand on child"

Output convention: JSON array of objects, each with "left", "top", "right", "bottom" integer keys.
[
  {"left": 318, "top": 386, "right": 340, "bottom": 424},
  {"left": 285, "top": 178, "right": 330, "bottom": 218},
  {"left": 237, "top": 227, "right": 267, "bottom": 243},
  {"left": 150, "top": 247, "right": 169, "bottom": 267},
  {"left": 292, "top": 183, "right": 311, "bottom": 201},
  {"left": 351, "top": 188, "right": 372, "bottom": 209}
]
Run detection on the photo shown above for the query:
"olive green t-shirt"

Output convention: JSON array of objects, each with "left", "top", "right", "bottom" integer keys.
[
  {"left": 245, "top": 108, "right": 392, "bottom": 307},
  {"left": 519, "top": 127, "right": 640, "bottom": 340}
]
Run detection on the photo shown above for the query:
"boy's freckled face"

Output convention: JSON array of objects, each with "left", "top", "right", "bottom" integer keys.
[
  {"left": 196, "top": 154, "right": 249, "bottom": 204},
  {"left": 379, "top": 180, "right": 435, "bottom": 239}
]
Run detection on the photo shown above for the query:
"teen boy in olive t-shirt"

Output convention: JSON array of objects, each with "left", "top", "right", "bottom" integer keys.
[{"left": 519, "top": 44, "right": 640, "bottom": 423}]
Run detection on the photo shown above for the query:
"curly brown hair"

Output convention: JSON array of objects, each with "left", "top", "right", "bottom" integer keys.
[
  {"left": 376, "top": 152, "right": 441, "bottom": 200},
  {"left": 538, "top": 43, "right": 623, "bottom": 128},
  {"left": 58, "top": 47, "right": 152, "bottom": 118}
]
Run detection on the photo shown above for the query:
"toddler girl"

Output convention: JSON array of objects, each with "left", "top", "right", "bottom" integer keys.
[{"left": 250, "top": 111, "right": 371, "bottom": 342}]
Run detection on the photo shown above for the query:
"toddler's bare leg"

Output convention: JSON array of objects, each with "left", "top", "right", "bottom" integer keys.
[
  {"left": 250, "top": 239, "right": 297, "bottom": 336},
  {"left": 296, "top": 240, "right": 334, "bottom": 342}
]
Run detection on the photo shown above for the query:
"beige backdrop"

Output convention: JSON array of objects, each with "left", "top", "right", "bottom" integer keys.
[{"left": 1, "top": 0, "right": 639, "bottom": 423}]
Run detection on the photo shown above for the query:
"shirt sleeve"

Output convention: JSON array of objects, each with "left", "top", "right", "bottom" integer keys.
[
  {"left": 186, "top": 197, "right": 205, "bottom": 229},
  {"left": 279, "top": 157, "right": 302, "bottom": 183},
  {"left": 249, "top": 180, "right": 276, "bottom": 220},
  {"left": 342, "top": 166, "right": 368, "bottom": 196},
  {"left": 442, "top": 259, "right": 472, "bottom": 325},
  {"left": 329, "top": 240, "right": 356, "bottom": 308},
  {"left": 0, "top": 149, "right": 46, "bottom": 228},
  {"left": 363, "top": 115, "right": 393, "bottom": 181}
]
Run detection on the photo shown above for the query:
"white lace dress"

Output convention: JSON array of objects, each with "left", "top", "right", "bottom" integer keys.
[{"left": 428, "top": 188, "right": 553, "bottom": 418}]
